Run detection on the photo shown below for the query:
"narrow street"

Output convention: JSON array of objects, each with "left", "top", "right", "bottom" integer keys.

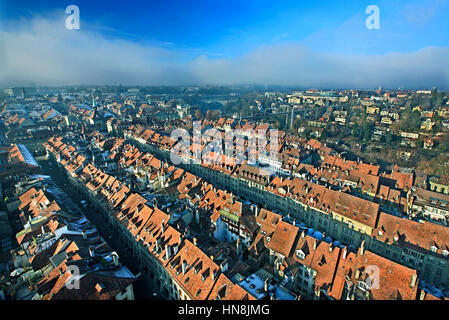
[
  {"left": 0, "top": 129, "right": 8, "bottom": 145},
  {"left": 37, "top": 158, "right": 161, "bottom": 300}
]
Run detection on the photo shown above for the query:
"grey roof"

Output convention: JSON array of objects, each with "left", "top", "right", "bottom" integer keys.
[{"left": 49, "top": 251, "right": 68, "bottom": 268}]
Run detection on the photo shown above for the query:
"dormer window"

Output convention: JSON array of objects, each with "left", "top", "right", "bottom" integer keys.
[
  {"left": 443, "top": 250, "right": 448, "bottom": 257},
  {"left": 296, "top": 250, "right": 305, "bottom": 260},
  {"left": 378, "top": 230, "right": 383, "bottom": 236},
  {"left": 431, "top": 246, "right": 437, "bottom": 253},
  {"left": 357, "top": 281, "right": 368, "bottom": 291}
]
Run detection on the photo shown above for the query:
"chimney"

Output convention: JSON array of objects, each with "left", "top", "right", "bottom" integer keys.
[
  {"left": 182, "top": 260, "right": 187, "bottom": 274},
  {"left": 89, "top": 247, "right": 95, "bottom": 257},
  {"left": 329, "top": 244, "right": 333, "bottom": 253},
  {"left": 41, "top": 226, "right": 45, "bottom": 235},
  {"left": 173, "top": 243, "right": 179, "bottom": 255},
  {"left": 165, "top": 245, "right": 172, "bottom": 260},
  {"left": 193, "top": 237, "right": 197, "bottom": 246},
  {"left": 355, "top": 269, "right": 360, "bottom": 279},
  {"left": 411, "top": 273, "right": 417, "bottom": 288},
  {"left": 112, "top": 253, "right": 119, "bottom": 266},
  {"left": 313, "top": 239, "right": 317, "bottom": 250},
  {"left": 59, "top": 268, "right": 64, "bottom": 276},
  {"left": 301, "top": 231, "right": 305, "bottom": 238},
  {"left": 342, "top": 247, "right": 347, "bottom": 259},
  {"left": 420, "top": 289, "right": 426, "bottom": 300},
  {"left": 161, "top": 222, "right": 165, "bottom": 234},
  {"left": 82, "top": 231, "right": 87, "bottom": 239},
  {"left": 264, "top": 279, "right": 269, "bottom": 292},
  {"left": 95, "top": 283, "right": 105, "bottom": 294},
  {"left": 360, "top": 240, "right": 365, "bottom": 256}
]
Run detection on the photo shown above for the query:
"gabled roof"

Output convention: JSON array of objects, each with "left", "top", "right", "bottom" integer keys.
[
  {"left": 374, "top": 212, "right": 449, "bottom": 256},
  {"left": 292, "top": 234, "right": 341, "bottom": 290},
  {"left": 329, "top": 248, "right": 418, "bottom": 300},
  {"left": 208, "top": 273, "right": 255, "bottom": 300}
]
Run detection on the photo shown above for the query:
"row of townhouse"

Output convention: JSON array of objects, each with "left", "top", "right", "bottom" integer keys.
[
  {"left": 248, "top": 208, "right": 422, "bottom": 300},
  {"left": 8, "top": 181, "right": 137, "bottom": 300},
  {"left": 43, "top": 136, "right": 256, "bottom": 300},
  {"left": 123, "top": 125, "right": 449, "bottom": 293}
]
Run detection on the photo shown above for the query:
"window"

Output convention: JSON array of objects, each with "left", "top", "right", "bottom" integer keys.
[
  {"left": 120, "top": 287, "right": 128, "bottom": 295},
  {"left": 357, "top": 281, "right": 368, "bottom": 291},
  {"left": 296, "top": 250, "right": 305, "bottom": 260}
]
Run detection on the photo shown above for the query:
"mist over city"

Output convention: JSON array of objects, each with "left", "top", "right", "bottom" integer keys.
[{"left": 1, "top": 0, "right": 449, "bottom": 311}]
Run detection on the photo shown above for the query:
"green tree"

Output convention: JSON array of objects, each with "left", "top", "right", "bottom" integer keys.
[
  {"left": 351, "top": 123, "right": 359, "bottom": 137},
  {"left": 302, "top": 127, "right": 311, "bottom": 139},
  {"left": 361, "top": 122, "right": 373, "bottom": 142},
  {"left": 385, "top": 132, "right": 393, "bottom": 146},
  {"left": 320, "top": 129, "right": 328, "bottom": 142},
  {"left": 407, "top": 111, "right": 421, "bottom": 131}
]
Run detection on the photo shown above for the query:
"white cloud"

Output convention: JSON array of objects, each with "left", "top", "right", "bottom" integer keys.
[
  {"left": 190, "top": 44, "right": 449, "bottom": 88},
  {"left": 402, "top": 0, "right": 445, "bottom": 25},
  {"left": 1, "top": 13, "right": 448, "bottom": 89},
  {"left": 0, "top": 13, "right": 191, "bottom": 87}
]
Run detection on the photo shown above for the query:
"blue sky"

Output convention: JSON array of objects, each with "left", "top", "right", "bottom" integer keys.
[{"left": 1, "top": 0, "right": 449, "bottom": 87}]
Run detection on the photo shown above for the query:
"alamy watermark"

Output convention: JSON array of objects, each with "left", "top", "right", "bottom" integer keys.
[
  {"left": 365, "top": 5, "right": 380, "bottom": 30},
  {"left": 65, "top": 5, "right": 80, "bottom": 30},
  {"left": 169, "top": 121, "right": 279, "bottom": 176},
  {"left": 65, "top": 265, "right": 80, "bottom": 290},
  {"left": 63, "top": 5, "right": 379, "bottom": 33},
  {"left": 364, "top": 265, "right": 380, "bottom": 290}
]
